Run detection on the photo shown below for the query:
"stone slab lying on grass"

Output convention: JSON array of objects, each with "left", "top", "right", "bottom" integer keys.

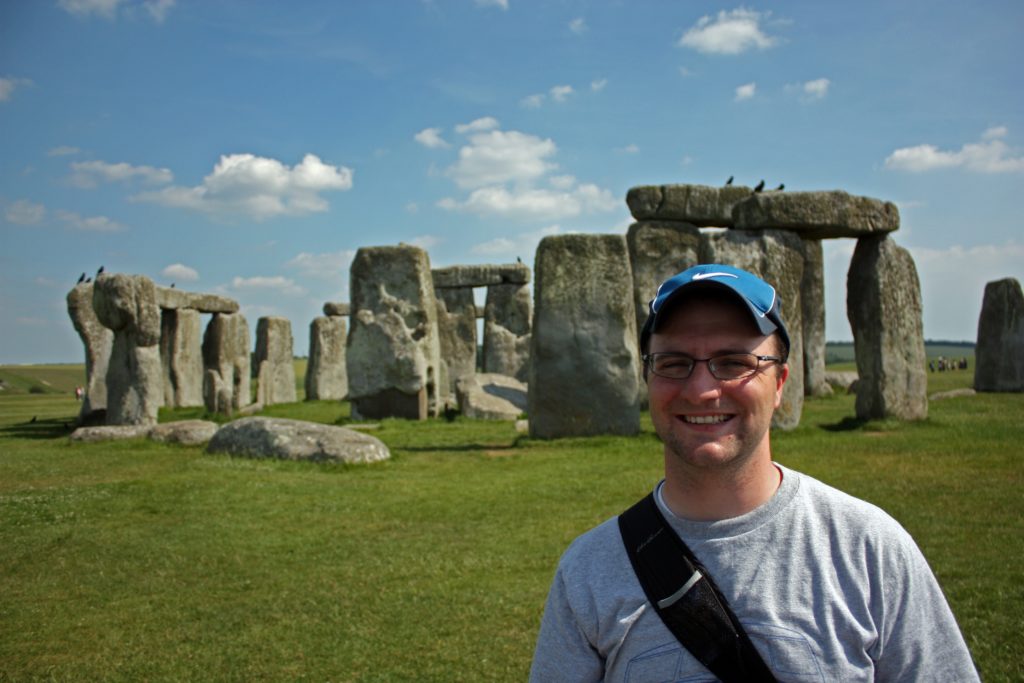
[
  {"left": 149, "top": 420, "right": 219, "bottom": 445},
  {"left": 825, "top": 371, "right": 859, "bottom": 393},
  {"left": 929, "top": 388, "right": 977, "bottom": 401},
  {"left": 455, "top": 373, "right": 527, "bottom": 420},
  {"left": 207, "top": 417, "right": 390, "bottom": 464},
  {"left": 70, "top": 425, "right": 152, "bottom": 442}
]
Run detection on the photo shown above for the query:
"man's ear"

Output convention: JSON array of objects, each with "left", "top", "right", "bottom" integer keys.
[{"left": 774, "top": 363, "right": 789, "bottom": 408}]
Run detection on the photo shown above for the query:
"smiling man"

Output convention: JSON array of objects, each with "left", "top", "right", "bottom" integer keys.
[{"left": 529, "top": 264, "right": 978, "bottom": 682}]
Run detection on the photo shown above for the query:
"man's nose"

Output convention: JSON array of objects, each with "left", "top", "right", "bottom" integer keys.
[{"left": 676, "top": 361, "right": 722, "bottom": 401}]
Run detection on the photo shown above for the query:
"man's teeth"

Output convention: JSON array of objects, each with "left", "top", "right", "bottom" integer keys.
[{"left": 683, "top": 415, "right": 730, "bottom": 424}]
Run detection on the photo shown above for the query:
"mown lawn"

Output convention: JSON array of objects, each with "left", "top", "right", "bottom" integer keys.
[{"left": 0, "top": 363, "right": 1019, "bottom": 681}]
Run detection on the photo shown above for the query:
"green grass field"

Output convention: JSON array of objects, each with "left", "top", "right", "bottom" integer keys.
[{"left": 0, "top": 359, "right": 1020, "bottom": 681}]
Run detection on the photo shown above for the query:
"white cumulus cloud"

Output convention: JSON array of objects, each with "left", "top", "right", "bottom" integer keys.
[
  {"left": 231, "top": 275, "right": 305, "bottom": 297},
  {"left": 133, "top": 153, "right": 354, "bottom": 220},
  {"left": 734, "top": 82, "right": 756, "bottom": 101},
  {"left": 678, "top": 8, "right": 779, "bottom": 55},
  {"left": 161, "top": 263, "right": 199, "bottom": 282},
  {"left": 70, "top": 160, "right": 174, "bottom": 188},
  {"left": 591, "top": 78, "right": 608, "bottom": 92},
  {"left": 550, "top": 85, "right": 574, "bottom": 102},
  {"left": 5, "top": 199, "right": 46, "bottom": 225},
  {"left": 286, "top": 250, "right": 356, "bottom": 280},
  {"left": 414, "top": 127, "right": 449, "bottom": 149},
  {"left": 885, "top": 128, "right": 1024, "bottom": 173},
  {"left": 520, "top": 93, "right": 545, "bottom": 109},
  {"left": 58, "top": 0, "right": 175, "bottom": 22},
  {"left": 55, "top": 210, "right": 126, "bottom": 232},
  {"left": 447, "top": 130, "right": 557, "bottom": 189},
  {"left": 48, "top": 146, "right": 81, "bottom": 157},
  {"left": 439, "top": 183, "right": 615, "bottom": 221},
  {"left": 569, "top": 18, "right": 587, "bottom": 34},
  {"left": 0, "top": 77, "right": 33, "bottom": 103},
  {"left": 455, "top": 116, "right": 500, "bottom": 134}
]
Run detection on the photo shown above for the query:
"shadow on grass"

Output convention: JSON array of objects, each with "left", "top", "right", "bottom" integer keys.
[
  {"left": 820, "top": 416, "right": 870, "bottom": 432},
  {"left": 1, "top": 417, "right": 76, "bottom": 440},
  {"left": 398, "top": 437, "right": 528, "bottom": 454}
]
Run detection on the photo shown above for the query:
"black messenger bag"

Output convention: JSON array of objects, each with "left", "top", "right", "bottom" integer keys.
[{"left": 618, "top": 493, "right": 777, "bottom": 683}]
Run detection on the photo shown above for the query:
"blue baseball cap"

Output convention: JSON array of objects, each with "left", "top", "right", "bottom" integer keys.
[{"left": 640, "top": 263, "right": 790, "bottom": 357}]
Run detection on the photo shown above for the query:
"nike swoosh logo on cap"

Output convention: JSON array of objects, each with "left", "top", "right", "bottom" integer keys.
[{"left": 691, "top": 272, "right": 738, "bottom": 281}]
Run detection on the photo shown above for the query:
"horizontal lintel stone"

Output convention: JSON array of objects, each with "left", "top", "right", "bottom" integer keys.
[
  {"left": 156, "top": 287, "right": 239, "bottom": 314},
  {"left": 432, "top": 263, "right": 530, "bottom": 288},
  {"left": 732, "top": 190, "right": 900, "bottom": 239},
  {"left": 323, "top": 302, "right": 351, "bottom": 316},
  {"left": 626, "top": 184, "right": 754, "bottom": 227}
]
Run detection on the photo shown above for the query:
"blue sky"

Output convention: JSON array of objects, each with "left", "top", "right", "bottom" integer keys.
[{"left": 2, "top": 0, "right": 1022, "bottom": 364}]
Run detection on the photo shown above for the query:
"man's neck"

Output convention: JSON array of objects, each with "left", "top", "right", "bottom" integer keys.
[{"left": 661, "top": 455, "right": 782, "bottom": 522}]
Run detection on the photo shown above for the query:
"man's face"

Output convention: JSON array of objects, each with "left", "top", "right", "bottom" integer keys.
[{"left": 647, "top": 294, "right": 788, "bottom": 473}]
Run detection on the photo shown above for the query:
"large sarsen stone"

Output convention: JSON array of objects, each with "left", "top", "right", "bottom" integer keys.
[
  {"left": 974, "top": 277, "right": 1024, "bottom": 392},
  {"left": 207, "top": 417, "right": 390, "bottom": 464}
]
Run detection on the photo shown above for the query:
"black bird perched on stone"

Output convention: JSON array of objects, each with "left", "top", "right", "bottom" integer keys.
[
  {"left": 775, "top": 183, "right": 785, "bottom": 191},
  {"left": 726, "top": 176, "right": 734, "bottom": 186},
  {"left": 170, "top": 283, "right": 175, "bottom": 288},
  {"left": 516, "top": 256, "right": 522, "bottom": 264},
  {"left": 96, "top": 265, "right": 105, "bottom": 277},
  {"left": 29, "top": 416, "right": 37, "bottom": 424},
  {"left": 77, "top": 272, "right": 86, "bottom": 284},
  {"left": 754, "top": 179, "right": 765, "bottom": 192},
  {"left": 85, "top": 277, "right": 92, "bottom": 283}
]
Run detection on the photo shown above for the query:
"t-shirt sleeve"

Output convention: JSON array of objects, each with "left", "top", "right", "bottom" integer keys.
[
  {"left": 872, "top": 528, "right": 980, "bottom": 682},
  {"left": 529, "top": 561, "right": 605, "bottom": 683}
]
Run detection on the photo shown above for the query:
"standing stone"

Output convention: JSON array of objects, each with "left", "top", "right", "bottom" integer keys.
[
  {"left": 800, "top": 239, "right": 831, "bottom": 397},
  {"left": 202, "top": 312, "right": 251, "bottom": 414},
  {"left": 254, "top": 316, "right": 297, "bottom": 406},
  {"left": 347, "top": 245, "right": 442, "bottom": 420},
  {"left": 306, "top": 316, "right": 348, "bottom": 400},
  {"left": 160, "top": 308, "right": 204, "bottom": 408},
  {"left": 435, "top": 287, "right": 478, "bottom": 395},
  {"left": 846, "top": 235, "right": 928, "bottom": 420},
  {"left": 483, "top": 282, "right": 531, "bottom": 382},
  {"left": 66, "top": 282, "right": 113, "bottom": 422},
  {"left": 701, "top": 229, "right": 805, "bottom": 429},
  {"left": 91, "top": 273, "right": 163, "bottom": 426},
  {"left": 626, "top": 221, "right": 702, "bottom": 346},
  {"left": 529, "top": 234, "right": 640, "bottom": 438},
  {"left": 974, "top": 278, "right": 1024, "bottom": 392}
]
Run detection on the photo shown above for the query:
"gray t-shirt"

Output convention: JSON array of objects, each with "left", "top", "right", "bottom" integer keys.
[{"left": 530, "top": 464, "right": 979, "bottom": 682}]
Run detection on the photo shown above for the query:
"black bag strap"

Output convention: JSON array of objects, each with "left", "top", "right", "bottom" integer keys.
[{"left": 618, "top": 492, "right": 777, "bottom": 683}]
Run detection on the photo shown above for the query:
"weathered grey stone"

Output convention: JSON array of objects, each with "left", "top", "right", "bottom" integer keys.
[
  {"left": 202, "top": 312, "right": 251, "bottom": 414},
  {"left": 253, "top": 317, "right": 297, "bottom": 406},
  {"left": 323, "top": 302, "right": 350, "bottom": 317},
  {"left": 626, "top": 221, "right": 702, "bottom": 345},
  {"left": 66, "top": 282, "right": 112, "bottom": 421},
  {"left": 733, "top": 190, "right": 900, "bottom": 239},
  {"left": 306, "top": 316, "right": 348, "bottom": 400},
  {"left": 207, "top": 417, "right": 390, "bottom": 464},
  {"left": 930, "top": 388, "right": 977, "bottom": 401},
  {"left": 455, "top": 373, "right": 527, "bottom": 420},
  {"left": 825, "top": 371, "right": 859, "bottom": 393},
  {"left": 974, "top": 277, "right": 1024, "bottom": 392},
  {"left": 529, "top": 234, "right": 640, "bottom": 438},
  {"left": 846, "top": 235, "right": 928, "bottom": 420},
  {"left": 482, "top": 282, "right": 531, "bottom": 382},
  {"left": 435, "top": 288, "right": 478, "bottom": 395},
  {"left": 148, "top": 419, "right": 219, "bottom": 445},
  {"left": 701, "top": 229, "right": 805, "bottom": 429},
  {"left": 626, "top": 184, "right": 754, "bottom": 226},
  {"left": 475, "top": 305, "right": 486, "bottom": 319},
  {"left": 800, "top": 239, "right": 831, "bottom": 397},
  {"left": 347, "top": 245, "right": 442, "bottom": 420},
  {"left": 160, "top": 308, "right": 204, "bottom": 408},
  {"left": 155, "top": 287, "right": 238, "bottom": 314},
  {"left": 432, "top": 263, "right": 530, "bottom": 288},
  {"left": 70, "top": 425, "right": 152, "bottom": 442},
  {"left": 92, "top": 273, "right": 163, "bottom": 426}
]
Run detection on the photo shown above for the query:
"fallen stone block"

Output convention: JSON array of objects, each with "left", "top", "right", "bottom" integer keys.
[
  {"left": 149, "top": 420, "right": 219, "bottom": 446},
  {"left": 207, "top": 417, "right": 390, "bottom": 464},
  {"left": 70, "top": 425, "right": 152, "bottom": 442},
  {"left": 456, "top": 373, "right": 527, "bottom": 420}
]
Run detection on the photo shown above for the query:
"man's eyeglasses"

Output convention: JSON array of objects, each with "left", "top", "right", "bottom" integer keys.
[{"left": 643, "top": 352, "right": 783, "bottom": 381}]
